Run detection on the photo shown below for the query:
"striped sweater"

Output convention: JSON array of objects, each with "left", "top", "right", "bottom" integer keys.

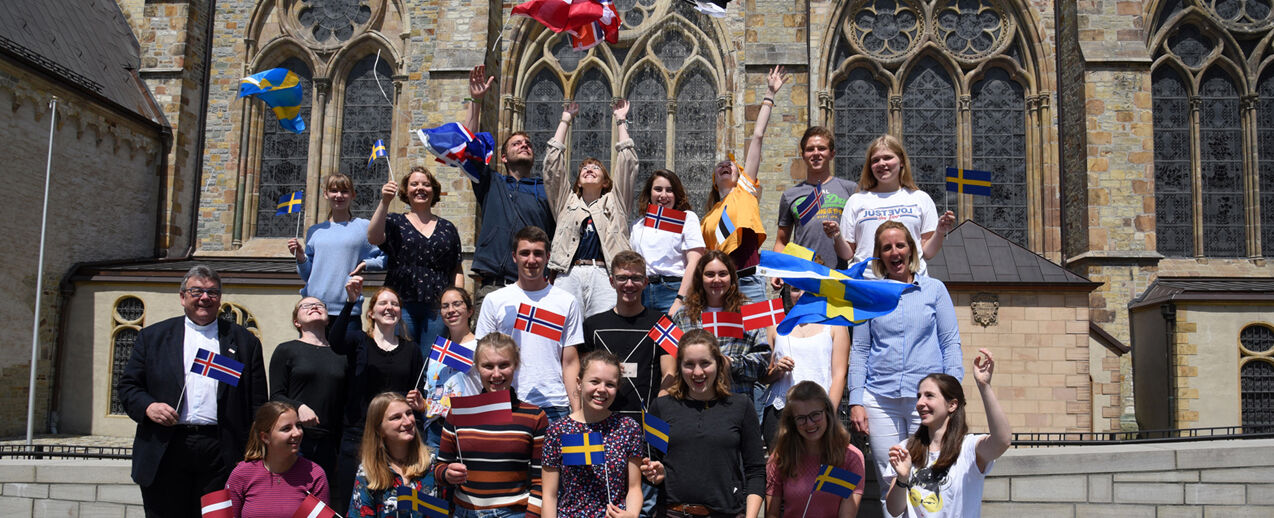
[{"left": 433, "top": 396, "right": 547, "bottom": 517}]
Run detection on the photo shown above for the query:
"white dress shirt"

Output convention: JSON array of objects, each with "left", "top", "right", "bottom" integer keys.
[{"left": 179, "top": 317, "right": 220, "bottom": 425}]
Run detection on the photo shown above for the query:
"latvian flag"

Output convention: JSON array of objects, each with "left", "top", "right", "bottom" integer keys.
[
  {"left": 290, "top": 493, "right": 336, "bottom": 518},
  {"left": 431, "top": 336, "right": 475, "bottom": 372},
  {"left": 200, "top": 489, "right": 233, "bottom": 518},
  {"left": 742, "top": 298, "right": 786, "bottom": 331},
  {"left": 647, "top": 315, "right": 683, "bottom": 355},
  {"left": 794, "top": 182, "right": 823, "bottom": 225},
  {"left": 449, "top": 390, "right": 514, "bottom": 427},
  {"left": 515, "top": 303, "right": 567, "bottom": 342},
  {"left": 702, "top": 311, "right": 745, "bottom": 339},
  {"left": 644, "top": 204, "right": 687, "bottom": 234},
  {"left": 714, "top": 207, "right": 736, "bottom": 244},
  {"left": 190, "top": 348, "right": 244, "bottom": 387}
]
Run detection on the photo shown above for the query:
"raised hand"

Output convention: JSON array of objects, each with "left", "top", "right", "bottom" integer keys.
[
  {"left": 937, "top": 210, "right": 956, "bottom": 233},
  {"left": 767, "top": 65, "right": 790, "bottom": 96},
  {"left": 888, "top": 444, "right": 913, "bottom": 482},
  {"left": 344, "top": 276, "right": 364, "bottom": 303},
  {"left": 613, "top": 98, "right": 629, "bottom": 120},
  {"left": 381, "top": 181, "right": 398, "bottom": 204},
  {"left": 287, "top": 238, "right": 305, "bottom": 262},
  {"left": 562, "top": 101, "right": 580, "bottom": 123},
  {"left": 973, "top": 348, "right": 995, "bottom": 386},
  {"left": 406, "top": 389, "right": 425, "bottom": 412},
  {"left": 469, "top": 64, "right": 495, "bottom": 99}
]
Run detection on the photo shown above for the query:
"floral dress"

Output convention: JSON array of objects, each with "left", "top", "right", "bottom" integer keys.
[
  {"left": 541, "top": 414, "right": 643, "bottom": 517},
  {"left": 348, "top": 463, "right": 438, "bottom": 517}
]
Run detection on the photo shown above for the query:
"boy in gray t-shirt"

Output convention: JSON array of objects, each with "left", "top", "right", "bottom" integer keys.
[{"left": 773, "top": 126, "right": 858, "bottom": 271}]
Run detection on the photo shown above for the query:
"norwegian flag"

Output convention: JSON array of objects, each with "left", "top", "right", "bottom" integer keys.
[
  {"left": 647, "top": 315, "right": 683, "bottom": 355},
  {"left": 190, "top": 348, "right": 244, "bottom": 387},
  {"left": 741, "top": 298, "right": 786, "bottom": 331},
  {"left": 514, "top": 303, "right": 567, "bottom": 342},
  {"left": 449, "top": 390, "right": 514, "bottom": 427},
  {"left": 644, "top": 204, "right": 687, "bottom": 234},
  {"left": 566, "top": 0, "right": 621, "bottom": 50},
  {"left": 200, "top": 490, "right": 233, "bottom": 518},
  {"left": 290, "top": 493, "right": 336, "bottom": 518},
  {"left": 431, "top": 336, "right": 475, "bottom": 372},
  {"left": 702, "top": 311, "right": 745, "bottom": 339}
]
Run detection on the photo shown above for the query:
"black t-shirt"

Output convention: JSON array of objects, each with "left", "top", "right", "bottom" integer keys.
[
  {"left": 269, "top": 340, "right": 347, "bottom": 438},
  {"left": 572, "top": 217, "right": 605, "bottom": 262},
  {"left": 581, "top": 308, "right": 667, "bottom": 416}
]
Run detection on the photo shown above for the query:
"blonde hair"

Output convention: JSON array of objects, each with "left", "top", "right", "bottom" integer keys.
[
  {"left": 870, "top": 220, "right": 922, "bottom": 278},
  {"left": 857, "top": 134, "right": 918, "bottom": 192},
  {"left": 358, "top": 392, "right": 432, "bottom": 490},
  {"left": 667, "top": 329, "right": 732, "bottom": 400}
]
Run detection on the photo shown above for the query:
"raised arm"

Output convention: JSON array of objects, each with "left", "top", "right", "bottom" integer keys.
[
  {"left": 366, "top": 181, "right": 396, "bottom": 246},
  {"left": 973, "top": 348, "right": 1011, "bottom": 472},
  {"left": 465, "top": 64, "right": 494, "bottom": 132},
  {"left": 611, "top": 99, "right": 638, "bottom": 216},
  {"left": 543, "top": 102, "right": 580, "bottom": 217},
  {"left": 743, "top": 66, "right": 789, "bottom": 199}
]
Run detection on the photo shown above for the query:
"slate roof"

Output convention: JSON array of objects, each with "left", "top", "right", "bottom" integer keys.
[
  {"left": 1128, "top": 277, "right": 1274, "bottom": 309},
  {"left": 0, "top": 0, "right": 166, "bottom": 127},
  {"left": 927, "top": 220, "right": 1097, "bottom": 288}
]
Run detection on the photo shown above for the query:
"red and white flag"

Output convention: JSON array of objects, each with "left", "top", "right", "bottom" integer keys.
[
  {"left": 741, "top": 298, "right": 785, "bottom": 331},
  {"left": 566, "top": 0, "right": 621, "bottom": 50},
  {"left": 702, "top": 311, "right": 745, "bottom": 339},
  {"left": 647, "top": 315, "right": 683, "bottom": 355},
  {"left": 515, "top": 303, "right": 567, "bottom": 342},
  {"left": 644, "top": 204, "right": 687, "bottom": 234},
  {"left": 449, "top": 390, "right": 514, "bottom": 427},
  {"left": 290, "top": 494, "right": 336, "bottom": 518},
  {"left": 200, "top": 490, "right": 233, "bottom": 518}
]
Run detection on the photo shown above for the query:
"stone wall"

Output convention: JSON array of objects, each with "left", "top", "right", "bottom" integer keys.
[{"left": 0, "top": 461, "right": 141, "bottom": 517}]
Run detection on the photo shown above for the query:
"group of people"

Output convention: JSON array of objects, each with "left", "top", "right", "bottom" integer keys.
[{"left": 118, "top": 63, "right": 1012, "bottom": 518}]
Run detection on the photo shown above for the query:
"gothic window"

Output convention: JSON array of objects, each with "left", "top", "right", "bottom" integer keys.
[
  {"left": 109, "top": 296, "right": 144, "bottom": 415},
  {"left": 339, "top": 54, "right": 394, "bottom": 221},
  {"left": 219, "top": 302, "right": 262, "bottom": 339},
  {"left": 627, "top": 66, "right": 668, "bottom": 214},
  {"left": 902, "top": 57, "right": 959, "bottom": 218},
  {"left": 1198, "top": 67, "right": 1245, "bottom": 257},
  {"left": 675, "top": 67, "right": 718, "bottom": 212},
  {"left": 1152, "top": 67, "right": 1193, "bottom": 257},
  {"left": 971, "top": 67, "right": 1027, "bottom": 247},
  {"left": 524, "top": 69, "right": 565, "bottom": 175},
  {"left": 833, "top": 68, "right": 888, "bottom": 181},
  {"left": 570, "top": 68, "right": 614, "bottom": 174},
  {"left": 1240, "top": 324, "right": 1274, "bottom": 427},
  {"left": 297, "top": 0, "right": 373, "bottom": 44},
  {"left": 1258, "top": 69, "right": 1274, "bottom": 256},
  {"left": 256, "top": 57, "right": 313, "bottom": 238}
]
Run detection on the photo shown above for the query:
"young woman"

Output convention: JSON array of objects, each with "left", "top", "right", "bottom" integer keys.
[
  {"left": 269, "top": 296, "right": 347, "bottom": 478},
  {"left": 543, "top": 99, "right": 638, "bottom": 317},
  {"left": 288, "top": 173, "right": 385, "bottom": 339},
  {"left": 641, "top": 330, "right": 766, "bottom": 518},
  {"left": 886, "top": 350, "right": 1010, "bottom": 518},
  {"left": 702, "top": 66, "right": 787, "bottom": 303},
  {"left": 846, "top": 221, "right": 963, "bottom": 515},
  {"left": 330, "top": 278, "right": 427, "bottom": 512},
  {"left": 421, "top": 286, "right": 481, "bottom": 448},
  {"left": 670, "top": 250, "right": 771, "bottom": 396},
  {"left": 349, "top": 392, "right": 436, "bottom": 517},
  {"left": 368, "top": 166, "right": 464, "bottom": 354},
  {"left": 541, "top": 351, "right": 644, "bottom": 518},
  {"left": 226, "top": 402, "right": 329, "bottom": 517},
  {"left": 433, "top": 333, "right": 549, "bottom": 518},
  {"left": 760, "top": 287, "right": 849, "bottom": 448},
  {"left": 825, "top": 135, "right": 955, "bottom": 277},
  {"left": 628, "top": 169, "right": 706, "bottom": 315},
  {"left": 765, "top": 382, "right": 865, "bottom": 518}
]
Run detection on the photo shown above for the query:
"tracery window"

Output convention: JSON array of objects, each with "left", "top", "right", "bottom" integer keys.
[
  {"left": 339, "top": 54, "right": 394, "bottom": 221},
  {"left": 109, "top": 296, "right": 144, "bottom": 415},
  {"left": 256, "top": 58, "right": 313, "bottom": 238},
  {"left": 1240, "top": 323, "right": 1274, "bottom": 427}
]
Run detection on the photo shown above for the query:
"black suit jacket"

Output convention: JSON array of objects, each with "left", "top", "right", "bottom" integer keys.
[{"left": 117, "top": 316, "right": 269, "bottom": 487}]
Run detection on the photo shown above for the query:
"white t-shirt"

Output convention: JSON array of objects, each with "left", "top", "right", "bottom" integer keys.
[
  {"left": 475, "top": 284, "right": 584, "bottom": 408},
  {"left": 629, "top": 210, "right": 706, "bottom": 277},
  {"left": 840, "top": 188, "right": 937, "bottom": 276},
  {"left": 889, "top": 434, "right": 992, "bottom": 518},
  {"left": 764, "top": 325, "right": 834, "bottom": 410}
]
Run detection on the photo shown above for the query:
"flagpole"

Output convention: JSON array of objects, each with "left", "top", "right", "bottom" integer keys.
[
  {"left": 413, "top": 358, "right": 429, "bottom": 394},
  {"left": 798, "top": 492, "right": 814, "bottom": 518},
  {"left": 175, "top": 382, "right": 188, "bottom": 419},
  {"left": 27, "top": 97, "right": 57, "bottom": 445},
  {"left": 294, "top": 199, "right": 304, "bottom": 239},
  {"left": 602, "top": 460, "right": 613, "bottom": 507}
]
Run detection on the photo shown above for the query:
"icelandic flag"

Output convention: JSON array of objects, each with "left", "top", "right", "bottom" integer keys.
[
  {"left": 566, "top": 0, "right": 621, "bottom": 50},
  {"left": 448, "top": 390, "right": 513, "bottom": 427},
  {"left": 514, "top": 303, "right": 567, "bottom": 342},
  {"left": 238, "top": 68, "right": 306, "bottom": 133},
  {"left": 190, "top": 348, "right": 244, "bottom": 387},
  {"left": 811, "top": 464, "right": 862, "bottom": 499},
  {"left": 646, "top": 315, "right": 682, "bottom": 355},
  {"left": 642, "top": 411, "right": 670, "bottom": 454},
  {"left": 945, "top": 167, "right": 993, "bottom": 196},
  {"left": 200, "top": 489, "right": 233, "bottom": 518},
  {"left": 275, "top": 190, "right": 304, "bottom": 215},
  {"left": 701, "top": 311, "right": 744, "bottom": 339},
  {"left": 289, "top": 494, "right": 336, "bottom": 518},
  {"left": 417, "top": 122, "right": 496, "bottom": 183},
  {"left": 431, "top": 336, "right": 475, "bottom": 372},
  {"left": 395, "top": 486, "right": 449, "bottom": 518},
  {"left": 682, "top": 0, "right": 732, "bottom": 18},
  {"left": 561, "top": 432, "right": 606, "bottom": 466},
  {"left": 644, "top": 204, "right": 687, "bottom": 234},
  {"left": 794, "top": 182, "right": 823, "bottom": 225},
  {"left": 741, "top": 298, "right": 785, "bottom": 331},
  {"left": 714, "top": 208, "right": 736, "bottom": 245},
  {"left": 367, "top": 139, "right": 388, "bottom": 169}
]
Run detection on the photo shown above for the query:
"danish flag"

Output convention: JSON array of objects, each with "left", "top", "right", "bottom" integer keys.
[
  {"left": 647, "top": 315, "right": 683, "bottom": 355},
  {"left": 644, "top": 204, "right": 687, "bottom": 234},
  {"left": 514, "top": 303, "right": 567, "bottom": 342},
  {"left": 742, "top": 298, "right": 786, "bottom": 331},
  {"left": 702, "top": 311, "right": 745, "bottom": 339}
]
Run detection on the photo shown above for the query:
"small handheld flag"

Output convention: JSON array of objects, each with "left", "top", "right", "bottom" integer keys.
[
  {"left": 200, "top": 490, "right": 233, "bottom": 518},
  {"left": 275, "top": 190, "right": 304, "bottom": 215},
  {"left": 395, "top": 486, "right": 449, "bottom": 518},
  {"left": 514, "top": 303, "right": 567, "bottom": 342},
  {"left": 794, "top": 182, "right": 823, "bottom": 226},
  {"left": 561, "top": 432, "right": 607, "bottom": 466},
  {"left": 812, "top": 464, "right": 862, "bottom": 498},
  {"left": 190, "top": 348, "right": 244, "bottom": 387},
  {"left": 714, "top": 208, "right": 736, "bottom": 244},
  {"left": 741, "top": 298, "right": 785, "bottom": 331},
  {"left": 448, "top": 390, "right": 513, "bottom": 427},
  {"left": 431, "top": 336, "right": 475, "bottom": 372},
  {"left": 417, "top": 122, "right": 496, "bottom": 183},
  {"left": 701, "top": 311, "right": 745, "bottom": 339},
  {"left": 238, "top": 68, "right": 306, "bottom": 133},
  {"left": 367, "top": 139, "right": 388, "bottom": 169},
  {"left": 289, "top": 494, "right": 336, "bottom": 518},
  {"left": 644, "top": 204, "right": 687, "bottom": 234},
  {"left": 945, "top": 167, "right": 993, "bottom": 196},
  {"left": 642, "top": 412, "right": 670, "bottom": 454},
  {"left": 647, "top": 315, "right": 682, "bottom": 355}
]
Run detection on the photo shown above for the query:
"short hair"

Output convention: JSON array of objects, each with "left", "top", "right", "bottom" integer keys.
[
  {"left": 636, "top": 169, "right": 692, "bottom": 212},
  {"left": 397, "top": 166, "right": 442, "bottom": 205},
  {"left": 870, "top": 220, "right": 922, "bottom": 278},
  {"left": 857, "top": 134, "right": 918, "bottom": 191},
  {"left": 475, "top": 332, "right": 520, "bottom": 369},
  {"left": 609, "top": 250, "right": 646, "bottom": 276},
  {"left": 573, "top": 158, "right": 614, "bottom": 197},
  {"left": 243, "top": 401, "right": 296, "bottom": 461},
  {"left": 578, "top": 350, "right": 622, "bottom": 381},
  {"left": 667, "top": 329, "right": 733, "bottom": 400},
  {"left": 359, "top": 392, "right": 431, "bottom": 490},
  {"left": 502, "top": 131, "right": 531, "bottom": 158},
  {"left": 323, "top": 173, "right": 353, "bottom": 193},
  {"left": 799, "top": 126, "right": 836, "bottom": 153},
  {"left": 181, "top": 265, "right": 221, "bottom": 291},
  {"left": 512, "top": 226, "right": 551, "bottom": 256}
]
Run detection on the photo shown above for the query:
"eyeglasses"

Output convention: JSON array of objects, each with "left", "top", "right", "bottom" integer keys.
[
  {"left": 298, "top": 302, "right": 327, "bottom": 310},
  {"left": 581, "top": 164, "right": 604, "bottom": 172},
  {"left": 793, "top": 409, "right": 825, "bottom": 426},
  {"left": 613, "top": 275, "right": 647, "bottom": 284},
  {"left": 183, "top": 288, "right": 222, "bottom": 299}
]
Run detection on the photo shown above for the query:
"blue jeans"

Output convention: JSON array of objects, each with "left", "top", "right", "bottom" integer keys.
[
  {"left": 643, "top": 281, "right": 681, "bottom": 315},
  {"left": 738, "top": 273, "right": 767, "bottom": 303},
  {"left": 452, "top": 506, "right": 525, "bottom": 518},
  {"left": 401, "top": 301, "right": 445, "bottom": 355},
  {"left": 542, "top": 405, "right": 571, "bottom": 423},
  {"left": 640, "top": 480, "right": 659, "bottom": 517}
]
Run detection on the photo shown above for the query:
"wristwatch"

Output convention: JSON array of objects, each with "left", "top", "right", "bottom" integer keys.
[
  {"left": 895, "top": 477, "right": 912, "bottom": 489},
  {"left": 675, "top": 294, "right": 685, "bottom": 301}
]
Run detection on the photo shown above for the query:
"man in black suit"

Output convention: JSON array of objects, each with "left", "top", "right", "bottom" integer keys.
[{"left": 118, "top": 265, "right": 268, "bottom": 517}]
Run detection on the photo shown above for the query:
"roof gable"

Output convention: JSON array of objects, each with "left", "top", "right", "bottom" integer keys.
[{"left": 927, "top": 220, "right": 1096, "bottom": 287}]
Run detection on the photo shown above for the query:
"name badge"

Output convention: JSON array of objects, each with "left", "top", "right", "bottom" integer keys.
[{"left": 621, "top": 362, "right": 638, "bottom": 379}]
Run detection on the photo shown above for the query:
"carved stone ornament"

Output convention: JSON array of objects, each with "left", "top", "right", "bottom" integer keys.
[{"left": 971, "top": 293, "right": 1000, "bottom": 327}]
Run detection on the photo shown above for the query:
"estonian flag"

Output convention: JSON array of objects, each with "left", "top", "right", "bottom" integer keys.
[{"left": 714, "top": 207, "right": 736, "bottom": 245}]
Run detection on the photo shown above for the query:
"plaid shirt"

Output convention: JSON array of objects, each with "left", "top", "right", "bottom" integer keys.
[{"left": 671, "top": 309, "right": 771, "bottom": 393}]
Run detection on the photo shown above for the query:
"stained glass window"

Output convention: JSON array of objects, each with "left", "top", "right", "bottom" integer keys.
[
  {"left": 339, "top": 54, "right": 394, "bottom": 221},
  {"left": 1152, "top": 67, "right": 1193, "bottom": 257},
  {"left": 256, "top": 58, "right": 312, "bottom": 237},
  {"left": 675, "top": 67, "right": 718, "bottom": 213},
  {"left": 971, "top": 68, "right": 1027, "bottom": 247},
  {"left": 1258, "top": 70, "right": 1274, "bottom": 256},
  {"left": 902, "top": 58, "right": 958, "bottom": 218},
  {"left": 110, "top": 327, "right": 138, "bottom": 415},
  {"left": 1198, "top": 67, "right": 1245, "bottom": 257},
  {"left": 570, "top": 68, "right": 614, "bottom": 175},
  {"left": 298, "top": 0, "right": 371, "bottom": 44},
  {"left": 833, "top": 68, "right": 888, "bottom": 181},
  {"left": 627, "top": 67, "right": 668, "bottom": 216},
  {"left": 524, "top": 69, "right": 564, "bottom": 174},
  {"left": 1242, "top": 359, "right": 1274, "bottom": 426}
]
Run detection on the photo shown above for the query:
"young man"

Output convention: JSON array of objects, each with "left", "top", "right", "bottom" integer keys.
[
  {"left": 464, "top": 65, "right": 556, "bottom": 309},
  {"left": 773, "top": 126, "right": 858, "bottom": 274},
  {"left": 475, "top": 226, "right": 582, "bottom": 420}
]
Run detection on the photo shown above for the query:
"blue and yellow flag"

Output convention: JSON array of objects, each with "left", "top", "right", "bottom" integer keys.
[
  {"left": 945, "top": 167, "right": 992, "bottom": 196},
  {"left": 367, "top": 139, "right": 388, "bottom": 169},
  {"left": 781, "top": 241, "right": 816, "bottom": 262},
  {"left": 757, "top": 251, "right": 910, "bottom": 335},
  {"left": 275, "top": 190, "right": 303, "bottom": 215},
  {"left": 811, "top": 464, "right": 862, "bottom": 499},
  {"left": 642, "top": 412, "right": 670, "bottom": 454},
  {"left": 238, "top": 68, "right": 306, "bottom": 134},
  {"left": 395, "top": 486, "right": 448, "bottom": 518},
  {"left": 561, "top": 432, "right": 606, "bottom": 466}
]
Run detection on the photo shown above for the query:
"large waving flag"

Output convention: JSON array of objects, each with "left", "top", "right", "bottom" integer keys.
[
  {"left": 782, "top": 241, "right": 816, "bottom": 262},
  {"left": 514, "top": 0, "right": 620, "bottom": 52},
  {"left": 431, "top": 336, "right": 475, "bottom": 372},
  {"left": 566, "top": 0, "right": 621, "bottom": 50},
  {"left": 239, "top": 68, "right": 306, "bottom": 133},
  {"left": 561, "top": 432, "right": 606, "bottom": 465},
  {"left": 812, "top": 464, "right": 862, "bottom": 498},
  {"left": 200, "top": 490, "right": 233, "bottom": 518},
  {"left": 945, "top": 166, "right": 993, "bottom": 196},
  {"left": 417, "top": 122, "right": 495, "bottom": 183},
  {"left": 449, "top": 390, "right": 513, "bottom": 427},
  {"left": 642, "top": 411, "right": 670, "bottom": 454},
  {"left": 515, "top": 303, "right": 567, "bottom": 342},
  {"left": 758, "top": 251, "right": 910, "bottom": 335},
  {"left": 289, "top": 494, "right": 336, "bottom": 518},
  {"left": 190, "top": 349, "right": 244, "bottom": 387},
  {"left": 396, "top": 486, "right": 449, "bottom": 518}
]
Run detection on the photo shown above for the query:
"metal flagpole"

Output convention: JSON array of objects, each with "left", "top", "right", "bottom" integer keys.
[{"left": 28, "top": 97, "right": 58, "bottom": 445}]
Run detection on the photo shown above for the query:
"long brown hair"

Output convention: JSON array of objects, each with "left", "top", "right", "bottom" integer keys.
[
  {"left": 243, "top": 401, "right": 297, "bottom": 461},
  {"left": 703, "top": 159, "right": 736, "bottom": 214},
  {"left": 323, "top": 173, "right": 354, "bottom": 219},
  {"left": 359, "top": 392, "right": 432, "bottom": 490},
  {"left": 637, "top": 169, "right": 692, "bottom": 212},
  {"left": 857, "top": 134, "right": 918, "bottom": 192},
  {"left": 906, "top": 374, "right": 968, "bottom": 473},
  {"left": 364, "top": 287, "right": 408, "bottom": 338},
  {"left": 870, "top": 220, "right": 921, "bottom": 278},
  {"left": 770, "top": 382, "right": 852, "bottom": 479},
  {"left": 683, "top": 250, "right": 746, "bottom": 321},
  {"left": 667, "top": 329, "right": 732, "bottom": 400}
]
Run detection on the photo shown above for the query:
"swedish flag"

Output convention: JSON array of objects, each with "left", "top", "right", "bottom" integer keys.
[
  {"left": 642, "top": 412, "right": 670, "bottom": 454},
  {"left": 945, "top": 167, "right": 992, "bottom": 196},
  {"left": 811, "top": 464, "right": 862, "bottom": 499},
  {"left": 368, "top": 139, "right": 388, "bottom": 169},
  {"left": 275, "top": 190, "right": 303, "bottom": 215},
  {"left": 757, "top": 251, "right": 910, "bottom": 335},
  {"left": 561, "top": 432, "right": 606, "bottom": 466},
  {"left": 395, "top": 486, "right": 449, "bottom": 518},
  {"left": 238, "top": 68, "right": 306, "bottom": 134}
]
